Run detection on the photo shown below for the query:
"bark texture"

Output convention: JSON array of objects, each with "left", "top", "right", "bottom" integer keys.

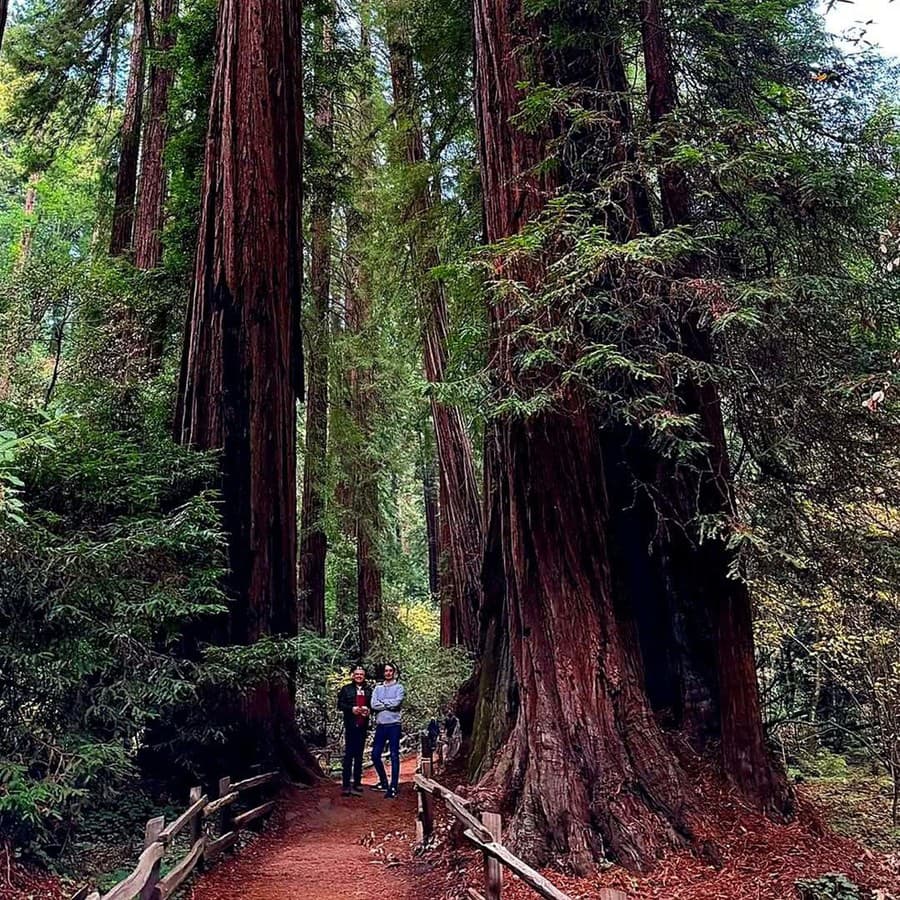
[
  {"left": 471, "top": 0, "right": 788, "bottom": 872},
  {"left": 175, "top": 0, "right": 315, "bottom": 780},
  {"left": 298, "top": 9, "right": 336, "bottom": 636},
  {"left": 109, "top": 0, "right": 146, "bottom": 257},
  {"left": 0, "top": 1, "right": 8, "bottom": 51},
  {"left": 388, "top": 19, "right": 483, "bottom": 650},
  {"left": 134, "top": 0, "right": 175, "bottom": 270}
]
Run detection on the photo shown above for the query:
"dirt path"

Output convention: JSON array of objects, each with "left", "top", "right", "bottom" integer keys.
[{"left": 188, "top": 757, "right": 430, "bottom": 900}]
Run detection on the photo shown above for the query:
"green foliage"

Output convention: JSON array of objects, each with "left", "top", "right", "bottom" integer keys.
[
  {"left": 0, "top": 398, "right": 227, "bottom": 851},
  {"left": 791, "top": 750, "right": 851, "bottom": 782},
  {"left": 795, "top": 873, "right": 867, "bottom": 900}
]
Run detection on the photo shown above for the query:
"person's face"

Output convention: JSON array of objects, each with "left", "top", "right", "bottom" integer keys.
[
  {"left": 383, "top": 665, "right": 395, "bottom": 681},
  {"left": 352, "top": 668, "right": 366, "bottom": 684}
]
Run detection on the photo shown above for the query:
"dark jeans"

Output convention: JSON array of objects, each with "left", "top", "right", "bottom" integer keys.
[
  {"left": 342, "top": 725, "right": 367, "bottom": 789},
  {"left": 372, "top": 722, "right": 401, "bottom": 791}
]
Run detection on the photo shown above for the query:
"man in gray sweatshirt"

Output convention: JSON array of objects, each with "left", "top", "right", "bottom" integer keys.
[{"left": 370, "top": 662, "right": 405, "bottom": 798}]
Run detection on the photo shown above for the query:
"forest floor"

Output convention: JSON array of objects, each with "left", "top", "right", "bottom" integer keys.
[
  {"left": 4, "top": 761, "right": 900, "bottom": 900},
  {"left": 187, "top": 755, "right": 435, "bottom": 900}
]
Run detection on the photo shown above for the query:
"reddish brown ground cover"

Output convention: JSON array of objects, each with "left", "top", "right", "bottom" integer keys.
[
  {"left": 0, "top": 847, "right": 64, "bottom": 900},
  {"left": 188, "top": 756, "right": 434, "bottom": 900}
]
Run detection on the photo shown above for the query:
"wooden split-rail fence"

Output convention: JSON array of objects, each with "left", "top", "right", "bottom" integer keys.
[
  {"left": 414, "top": 757, "right": 626, "bottom": 900},
  {"left": 69, "top": 770, "right": 279, "bottom": 900}
]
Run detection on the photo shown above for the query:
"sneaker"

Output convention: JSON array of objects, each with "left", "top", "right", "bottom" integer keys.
[
  {"left": 351, "top": 785, "right": 364, "bottom": 795},
  {"left": 371, "top": 782, "right": 388, "bottom": 792},
  {"left": 341, "top": 788, "right": 352, "bottom": 797},
  {"left": 385, "top": 788, "right": 397, "bottom": 799}
]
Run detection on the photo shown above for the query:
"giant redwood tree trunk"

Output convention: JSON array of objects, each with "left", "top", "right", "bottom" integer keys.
[
  {"left": 109, "top": 0, "right": 146, "bottom": 257},
  {"left": 470, "top": 0, "right": 787, "bottom": 873},
  {"left": 134, "top": 0, "right": 176, "bottom": 271},
  {"left": 298, "top": 8, "right": 336, "bottom": 636},
  {"left": 175, "top": 0, "right": 316, "bottom": 781},
  {"left": 387, "top": 18, "right": 483, "bottom": 651}
]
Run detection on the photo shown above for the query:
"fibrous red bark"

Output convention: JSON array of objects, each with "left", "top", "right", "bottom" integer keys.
[
  {"left": 175, "top": 0, "right": 315, "bottom": 780},
  {"left": 387, "top": 18, "right": 483, "bottom": 651},
  {"left": 109, "top": 0, "right": 146, "bottom": 257},
  {"left": 471, "top": 0, "right": 788, "bottom": 872},
  {"left": 133, "top": 0, "right": 175, "bottom": 271},
  {"left": 298, "top": 8, "right": 336, "bottom": 637}
]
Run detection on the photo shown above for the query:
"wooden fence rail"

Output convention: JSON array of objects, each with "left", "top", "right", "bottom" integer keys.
[
  {"left": 69, "top": 770, "right": 280, "bottom": 900},
  {"left": 413, "top": 758, "right": 625, "bottom": 900}
]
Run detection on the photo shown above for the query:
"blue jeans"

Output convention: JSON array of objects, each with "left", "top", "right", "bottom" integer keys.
[{"left": 371, "top": 723, "right": 401, "bottom": 791}]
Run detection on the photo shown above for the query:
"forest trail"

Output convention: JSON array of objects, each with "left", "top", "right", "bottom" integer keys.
[{"left": 187, "top": 756, "right": 429, "bottom": 900}]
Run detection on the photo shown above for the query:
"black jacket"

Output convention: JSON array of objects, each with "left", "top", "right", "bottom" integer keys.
[{"left": 337, "top": 682, "right": 373, "bottom": 731}]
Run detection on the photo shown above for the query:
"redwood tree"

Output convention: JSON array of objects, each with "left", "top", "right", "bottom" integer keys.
[
  {"left": 298, "top": 7, "right": 336, "bottom": 636},
  {"left": 133, "top": 0, "right": 176, "bottom": 270},
  {"left": 109, "top": 0, "right": 146, "bottom": 257},
  {"left": 345, "top": 204, "right": 383, "bottom": 658},
  {"left": 387, "top": 13, "right": 483, "bottom": 650},
  {"left": 470, "top": 0, "right": 789, "bottom": 872},
  {"left": 175, "top": 0, "right": 315, "bottom": 779}
]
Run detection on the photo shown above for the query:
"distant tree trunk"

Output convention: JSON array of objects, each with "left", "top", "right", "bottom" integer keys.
[
  {"left": 423, "top": 454, "right": 440, "bottom": 596},
  {"left": 17, "top": 174, "right": 40, "bottom": 267},
  {"left": 175, "top": 0, "right": 316, "bottom": 781},
  {"left": 109, "top": 0, "right": 146, "bottom": 257},
  {"left": 298, "top": 9, "right": 336, "bottom": 637},
  {"left": 340, "top": 16, "right": 383, "bottom": 659},
  {"left": 387, "top": 17, "right": 482, "bottom": 651},
  {"left": 471, "top": 0, "right": 788, "bottom": 872},
  {"left": 345, "top": 206, "right": 383, "bottom": 658},
  {"left": 134, "top": 0, "right": 175, "bottom": 271}
]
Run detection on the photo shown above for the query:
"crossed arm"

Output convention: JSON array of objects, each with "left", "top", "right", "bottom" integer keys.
[{"left": 371, "top": 684, "right": 405, "bottom": 711}]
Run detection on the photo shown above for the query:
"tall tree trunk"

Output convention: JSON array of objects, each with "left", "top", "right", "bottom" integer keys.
[
  {"left": 345, "top": 206, "right": 383, "bottom": 658},
  {"left": 387, "top": 15, "right": 483, "bottom": 651},
  {"left": 471, "top": 0, "right": 788, "bottom": 872},
  {"left": 109, "top": 0, "right": 146, "bottom": 257},
  {"left": 423, "top": 453, "right": 440, "bottom": 593},
  {"left": 298, "top": 8, "right": 336, "bottom": 637},
  {"left": 636, "top": 0, "right": 782, "bottom": 805},
  {"left": 174, "top": 0, "right": 316, "bottom": 781},
  {"left": 134, "top": 0, "right": 175, "bottom": 271},
  {"left": 341, "top": 15, "right": 383, "bottom": 659}
]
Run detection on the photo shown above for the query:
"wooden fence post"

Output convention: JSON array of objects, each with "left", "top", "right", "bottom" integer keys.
[
  {"left": 218, "top": 776, "right": 233, "bottom": 837},
  {"left": 482, "top": 812, "right": 502, "bottom": 900},
  {"left": 139, "top": 815, "right": 164, "bottom": 900},
  {"left": 422, "top": 787, "right": 435, "bottom": 844},
  {"left": 189, "top": 785, "right": 204, "bottom": 872},
  {"left": 415, "top": 784, "right": 435, "bottom": 846}
]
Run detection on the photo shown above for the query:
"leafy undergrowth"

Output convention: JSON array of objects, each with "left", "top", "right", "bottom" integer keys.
[{"left": 803, "top": 767, "right": 900, "bottom": 854}]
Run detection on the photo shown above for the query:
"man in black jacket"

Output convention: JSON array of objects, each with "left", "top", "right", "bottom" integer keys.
[{"left": 336, "top": 665, "right": 372, "bottom": 796}]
